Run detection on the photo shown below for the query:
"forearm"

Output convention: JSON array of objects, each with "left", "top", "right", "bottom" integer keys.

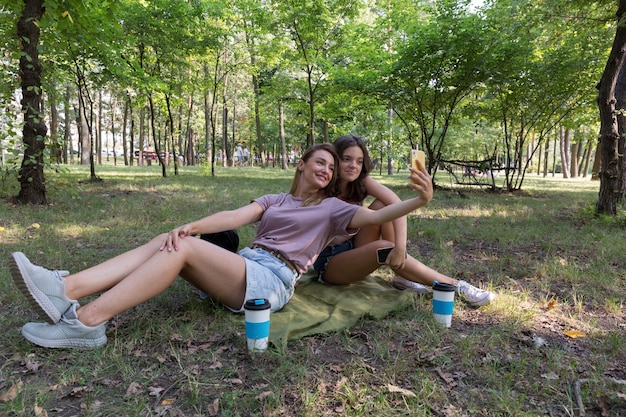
[
  {"left": 392, "top": 216, "right": 408, "bottom": 251},
  {"left": 187, "top": 211, "right": 242, "bottom": 234},
  {"left": 351, "top": 166, "right": 433, "bottom": 229},
  {"left": 351, "top": 196, "right": 429, "bottom": 228}
]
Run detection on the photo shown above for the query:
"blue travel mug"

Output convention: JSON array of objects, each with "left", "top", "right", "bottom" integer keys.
[
  {"left": 244, "top": 299, "right": 271, "bottom": 352},
  {"left": 432, "top": 281, "right": 456, "bottom": 328}
]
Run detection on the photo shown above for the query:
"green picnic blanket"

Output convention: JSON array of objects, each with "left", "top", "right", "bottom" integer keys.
[{"left": 268, "top": 270, "right": 416, "bottom": 351}]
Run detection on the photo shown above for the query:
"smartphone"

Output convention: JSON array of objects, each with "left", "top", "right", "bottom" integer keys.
[
  {"left": 411, "top": 148, "right": 426, "bottom": 176},
  {"left": 377, "top": 247, "right": 394, "bottom": 264}
]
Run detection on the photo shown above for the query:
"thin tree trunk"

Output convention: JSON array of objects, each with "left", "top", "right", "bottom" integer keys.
[
  {"left": 559, "top": 126, "right": 571, "bottom": 178},
  {"left": 570, "top": 141, "right": 579, "bottom": 178},
  {"left": 279, "top": 99, "right": 288, "bottom": 170},
  {"left": 111, "top": 95, "right": 117, "bottom": 166},
  {"left": 78, "top": 87, "right": 90, "bottom": 166},
  {"left": 97, "top": 91, "right": 102, "bottom": 165},
  {"left": 122, "top": 95, "right": 129, "bottom": 166},
  {"left": 64, "top": 86, "right": 71, "bottom": 164},
  {"left": 543, "top": 135, "right": 550, "bottom": 178},
  {"left": 139, "top": 106, "right": 145, "bottom": 166}
]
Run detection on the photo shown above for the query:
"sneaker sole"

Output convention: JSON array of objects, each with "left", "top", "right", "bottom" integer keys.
[
  {"left": 392, "top": 280, "right": 432, "bottom": 295},
  {"left": 21, "top": 327, "right": 107, "bottom": 349},
  {"left": 9, "top": 252, "right": 61, "bottom": 324},
  {"left": 464, "top": 293, "right": 496, "bottom": 308}
]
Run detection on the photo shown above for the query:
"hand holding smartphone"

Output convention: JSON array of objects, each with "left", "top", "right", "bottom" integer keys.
[{"left": 377, "top": 247, "right": 393, "bottom": 264}]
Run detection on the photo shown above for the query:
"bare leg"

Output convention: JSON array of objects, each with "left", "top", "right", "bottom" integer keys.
[
  {"left": 70, "top": 237, "right": 247, "bottom": 327},
  {"left": 353, "top": 200, "right": 389, "bottom": 247},
  {"left": 64, "top": 233, "right": 170, "bottom": 299},
  {"left": 335, "top": 199, "right": 457, "bottom": 287},
  {"left": 322, "top": 240, "right": 392, "bottom": 285},
  {"left": 393, "top": 256, "right": 457, "bottom": 286}
]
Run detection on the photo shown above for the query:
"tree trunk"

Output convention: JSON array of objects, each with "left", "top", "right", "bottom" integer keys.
[
  {"left": 97, "top": 91, "right": 102, "bottom": 165},
  {"left": 64, "top": 86, "right": 71, "bottom": 164},
  {"left": 596, "top": 0, "right": 626, "bottom": 214},
  {"left": 139, "top": 106, "right": 145, "bottom": 166},
  {"left": 122, "top": 96, "right": 129, "bottom": 166},
  {"left": 49, "top": 91, "right": 62, "bottom": 164},
  {"left": 279, "top": 100, "right": 288, "bottom": 170},
  {"left": 570, "top": 141, "right": 579, "bottom": 178},
  {"left": 591, "top": 139, "right": 601, "bottom": 180},
  {"left": 16, "top": 0, "right": 47, "bottom": 204},
  {"left": 559, "top": 126, "right": 571, "bottom": 178},
  {"left": 252, "top": 73, "right": 265, "bottom": 168},
  {"left": 78, "top": 88, "right": 90, "bottom": 165},
  {"left": 543, "top": 136, "right": 550, "bottom": 178}
]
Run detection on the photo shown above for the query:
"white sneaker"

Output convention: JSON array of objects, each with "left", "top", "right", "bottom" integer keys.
[
  {"left": 9, "top": 252, "right": 77, "bottom": 324},
  {"left": 456, "top": 280, "right": 495, "bottom": 307},
  {"left": 391, "top": 276, "right": 431, "bottom": 295},
  {"left": 21, "top": 304, "right": 107, "bottom": 349}
]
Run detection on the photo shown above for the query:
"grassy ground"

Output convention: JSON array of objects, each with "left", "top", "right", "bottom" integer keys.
[{"left": 0, "top": 164, "right": 624, "bottom": 417}]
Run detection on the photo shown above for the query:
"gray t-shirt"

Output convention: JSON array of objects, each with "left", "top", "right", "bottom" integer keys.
[{"left": 252, "top": 193, "right": 360, "bottom": 273}]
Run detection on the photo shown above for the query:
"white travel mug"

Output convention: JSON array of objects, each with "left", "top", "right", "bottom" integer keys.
[
  {"left": 244, "top": 299, "right": 271, "bottom": 352},
  {"left": 432, "top": 281, "right": 456, "bottom": 328}
]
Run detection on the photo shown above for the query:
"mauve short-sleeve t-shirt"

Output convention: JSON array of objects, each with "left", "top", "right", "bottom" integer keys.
[{"left": 251, "top": 193, "right": 360, "bottom": 273}]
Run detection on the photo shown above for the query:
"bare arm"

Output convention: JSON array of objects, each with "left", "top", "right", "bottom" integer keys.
[
  {"left": 349, "top": 166, "right": 432, "bottom": 229},
  {"left": 365, "top": 176, "right": 407, "bottom": 252},
  {"left": 162, "top": 202, "right": 264, "bottom": 251}
]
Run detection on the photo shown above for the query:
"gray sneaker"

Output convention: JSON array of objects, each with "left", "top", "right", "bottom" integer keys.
[
  {"left": 391, "top": 276, "right": 432, "bottom": 295},
  {"left": 9, "top": 252, "right": 77, "bottom": 324},
  {"left": 456, "top": 280, "right": 495, "bottom": 308},
  {"left": 21, "top": 304, "right": 107, "bottom": 349}
]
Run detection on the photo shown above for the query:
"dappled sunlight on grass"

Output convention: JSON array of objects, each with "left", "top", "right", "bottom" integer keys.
[{"left": 1, "top": 165, "right": 624, "bottom": 416}]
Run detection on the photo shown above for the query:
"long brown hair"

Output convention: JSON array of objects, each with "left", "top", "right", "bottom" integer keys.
[
  {"left": 289, "top": 143, "right": 340, "bottom": 206},
  {"left": 333, "top": 135, "right": 373, "bottom": 203}
]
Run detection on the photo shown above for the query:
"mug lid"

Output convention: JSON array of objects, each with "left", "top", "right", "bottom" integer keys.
[
  {"left": 432, "top": 281, "right": 456, "bottom": 292},
  {"left": 244, "top": 298, "right": 271, "bottom": 310}
]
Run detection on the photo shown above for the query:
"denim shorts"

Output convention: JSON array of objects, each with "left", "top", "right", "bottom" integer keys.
[
  {"left": 227, "top": 247, "right": 300, "bottom": 313},
  {"left": 313, "top": 238, "right": 354, "bottom": 282}
]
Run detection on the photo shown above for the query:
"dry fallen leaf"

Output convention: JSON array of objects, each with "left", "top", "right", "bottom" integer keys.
[
  {"left": 0, "top": 381, "right": 24, "bottom": 402},
  {"left": 255, "top": 391, "right": 274, "bottom": 401},
  {"left": 207, "top": 398, "right": 220, "bottom": 416},
  {"left": 34, "top": 405, "right": 48, "bottom": 417},
  {"left": 436, "top": 368, "right": 457, "bottom": 387},
  {"left": 161, "top": 397, "right": 176, "bottom": 406},
  {"left": 547, "top": 299, "right": 557, "bottom": 310},
  {"left": 125, "top": 381, "right": 143, "bottom": 397},
  {"left": 148, "top": 386, "right": 165, "bottom": 397},
  {"left": 387, "top": 384, "right": 416, "bottom": 397},
  {"left": 564, "top": 330, "right": 586, "bottom": 339}
]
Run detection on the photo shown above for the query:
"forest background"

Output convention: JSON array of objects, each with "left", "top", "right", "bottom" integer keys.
[
  {"left": 0, "top": 0, "right": 618, "bottom": 204},
  {"left": 1, "top": 1, "right": 626, "bottom": 415}
]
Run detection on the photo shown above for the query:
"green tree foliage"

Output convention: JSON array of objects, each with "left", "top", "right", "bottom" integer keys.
[
  {"left": 478, "top": 0, "right": 611, "bottom": 190},
  {"left": 0, "top": 0, "right": 619, "bottom": 201}
]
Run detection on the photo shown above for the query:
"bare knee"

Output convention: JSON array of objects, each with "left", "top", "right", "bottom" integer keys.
[{"left": 368, "top": 199, "right": 386, "bottom": 210}]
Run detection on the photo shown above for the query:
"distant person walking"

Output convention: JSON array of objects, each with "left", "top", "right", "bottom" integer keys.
[
  {"left": 235, "top": 144, "right": 243, "bottom": 167},
  {"left": 243, "top": 146, "right": 250, "bottom": 166}
]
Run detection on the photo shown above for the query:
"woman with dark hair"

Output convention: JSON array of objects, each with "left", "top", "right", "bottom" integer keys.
[
  {"left": 314, "top": 135, "right": 495, "bottom": 307},
  {"left": 10, "top": 143, "right": 433, "bottom": 349}
]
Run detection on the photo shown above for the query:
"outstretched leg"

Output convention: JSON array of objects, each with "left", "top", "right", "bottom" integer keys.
[{"left": 14, "top": 235, "right": 248, "bottom": 348}]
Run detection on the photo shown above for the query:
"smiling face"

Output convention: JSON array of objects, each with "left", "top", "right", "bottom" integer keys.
[
  {"left": 339, "top": 145, "right": 364, "bottom": 185},
  {"left": 289, "top": 144, "right": 340, "bottom": 200},
  {"left": 300, "top": 149, "right": 335, "bottom": 189}
]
